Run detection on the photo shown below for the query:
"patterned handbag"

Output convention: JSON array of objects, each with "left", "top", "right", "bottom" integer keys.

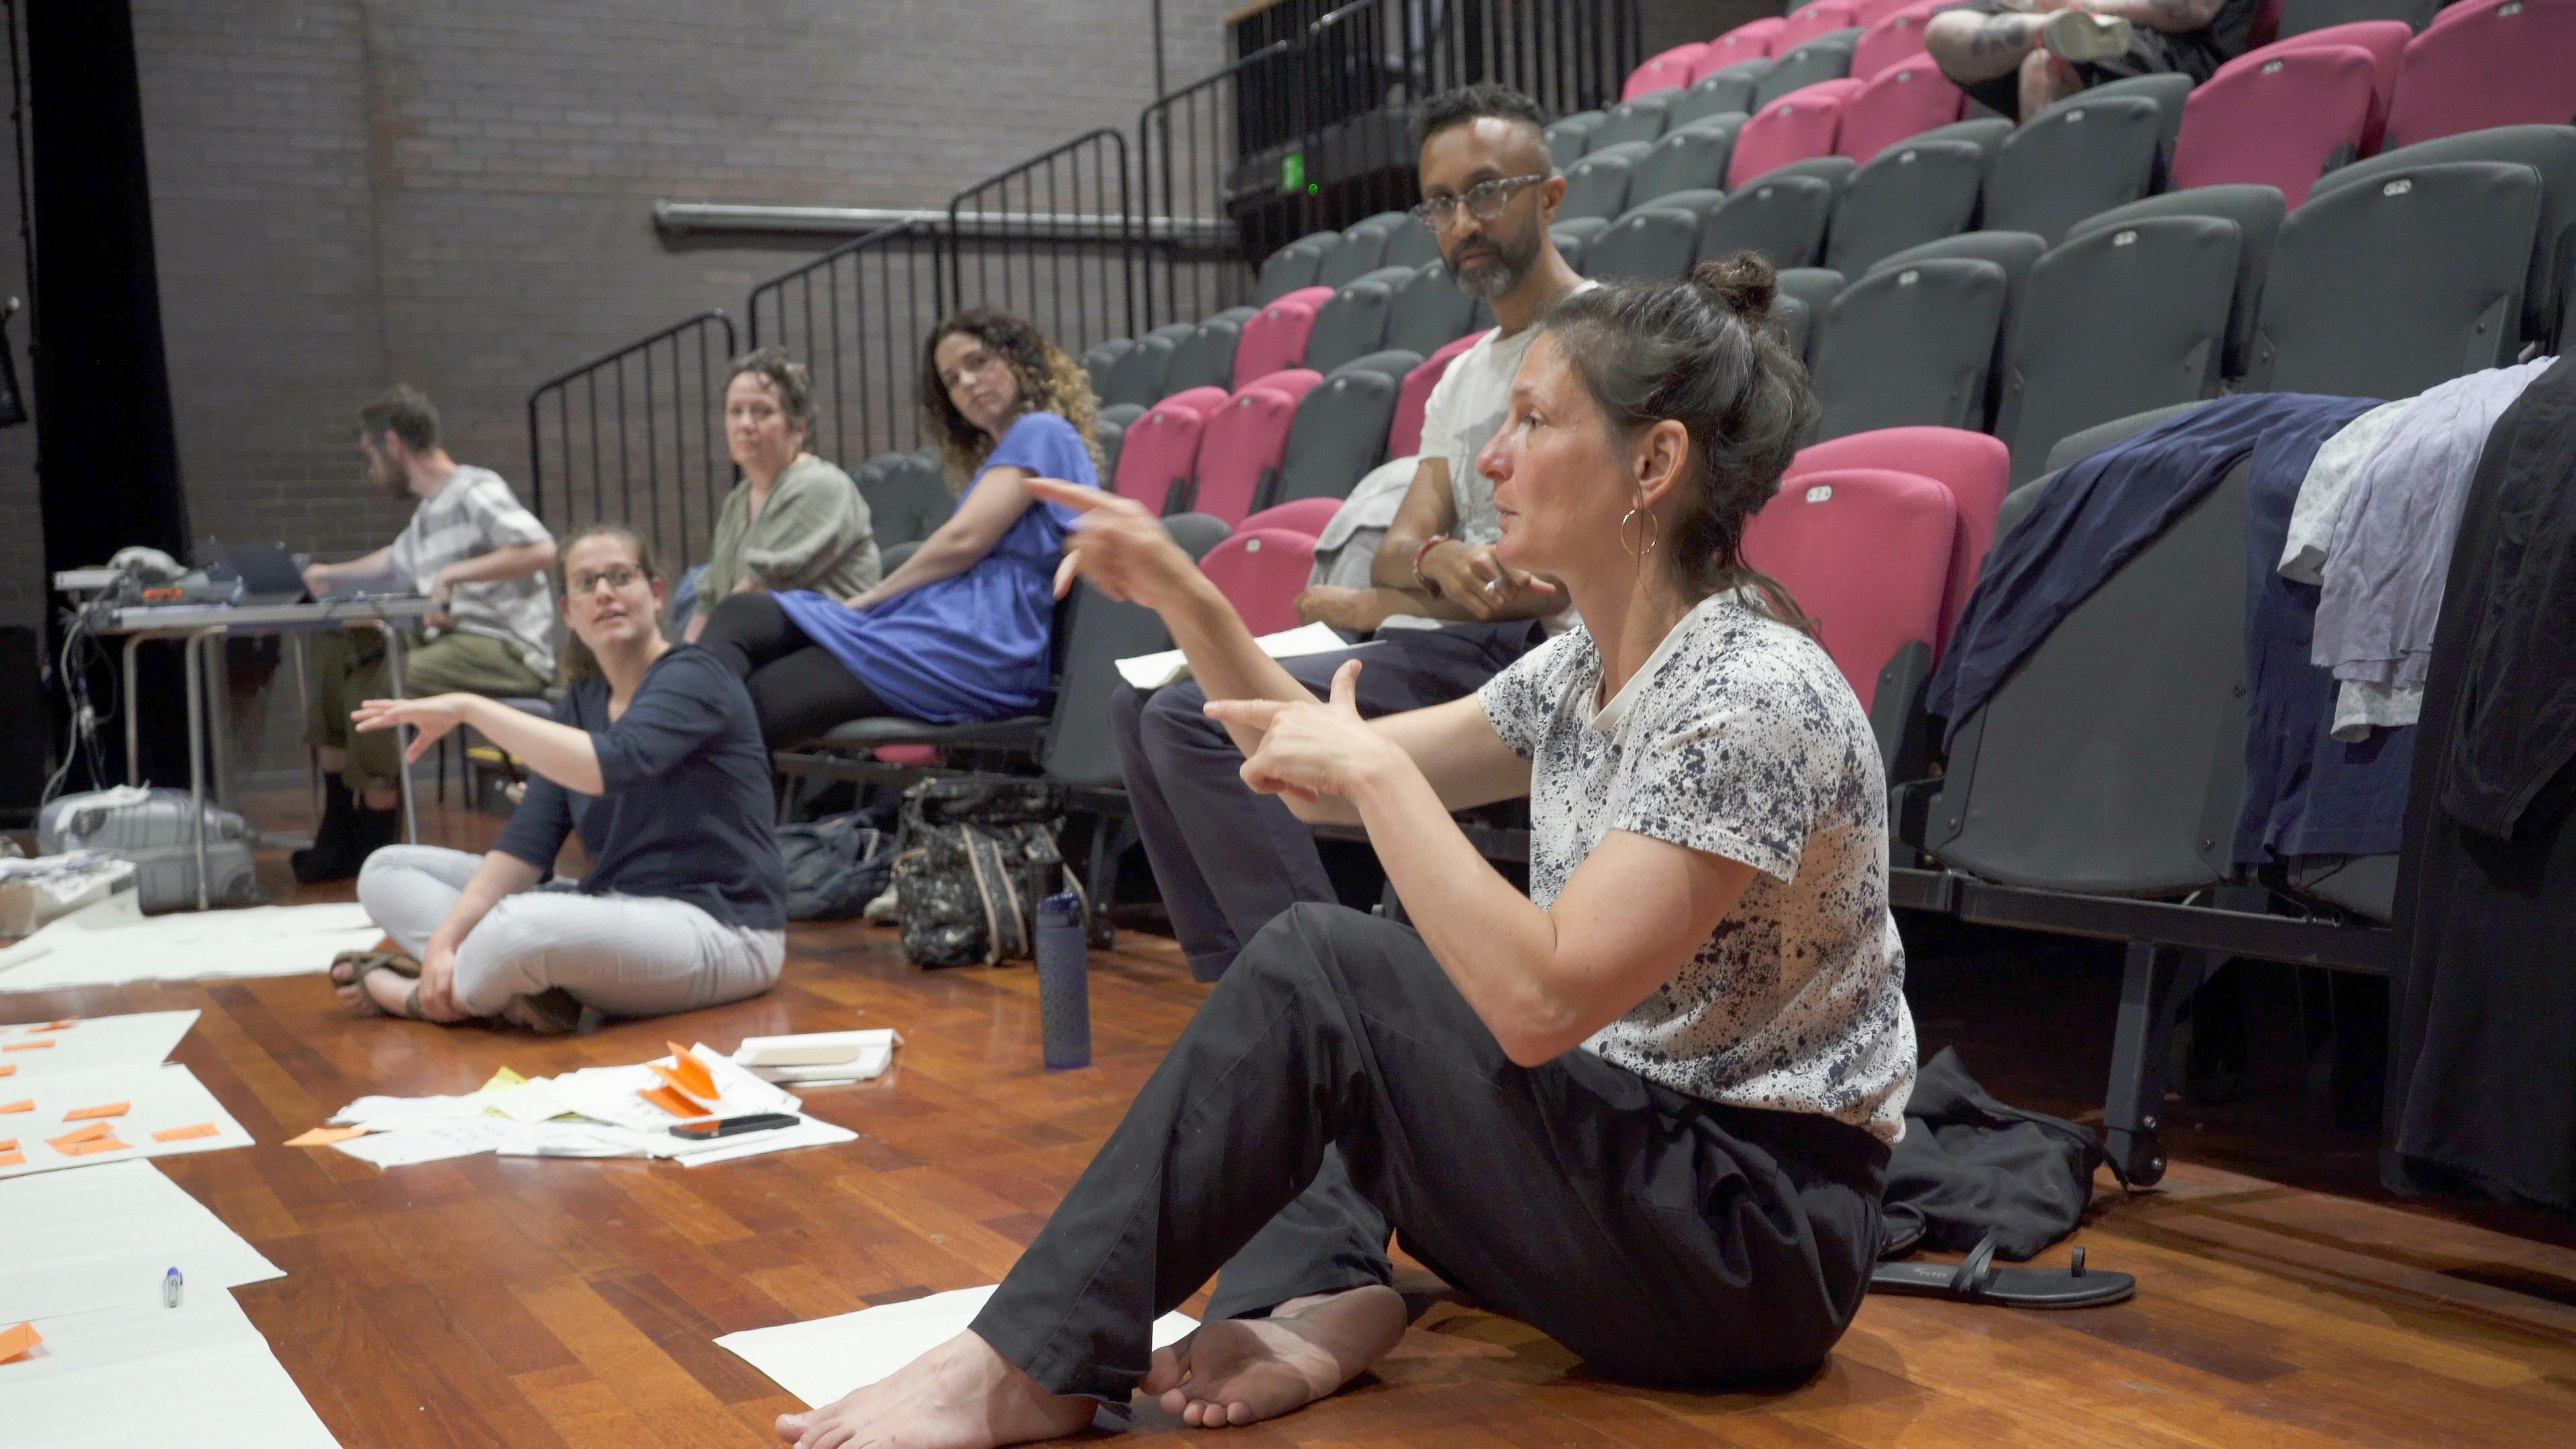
[{"left": 891, "top": 777, "right": 1079, "bottom": 967}]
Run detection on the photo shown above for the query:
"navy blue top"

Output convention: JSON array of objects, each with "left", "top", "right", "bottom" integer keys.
[
  {"left": 772, "top": 411, "right": 1091, "bottom": 724},
  {"left": 490, "top": 645, "right": 788, "bottom": 931}
]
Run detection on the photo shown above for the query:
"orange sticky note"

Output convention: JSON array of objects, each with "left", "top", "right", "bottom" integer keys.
[
  {"left": 663, "top": 1042, "right": 718, "bottom": 1097},
  {"left": 0, "top": 1138, "right": 14, "bottom": 1151},
  {"left": 56, "top": 1136, "right": 129, "bottom": 1157},
  {"left": 0, "top": 1150, "right": 21, "bottom": 1168},
  {"left": 30, "top": 1020, "right": 74, "bottom": 1032},
  {"left": 62, "top": 1102, "right": 129, "bottom": 1122},
  {"left": 637, "top": 1084, "right": 705, "bottom": 1118},
  {"left": 0, "top": 1063, "right": 15, "bottom": 1077},
  {"left": 152, "top": 1122, "right": 221, "bottom": 1143},
  {"left": 0, "top": 1100, "right": 29, "bottom": 1114},
  {"left": 2, "top": 1040, "right": 52, "bottom": 1051},
  {"left": 284, "top": 1124, "right": 367, "bottom": 1147},
  {"left": 47, "top": 1122, "right": 110, "bottom": 1149},
  {"left": 0, "top": 1321, "right": 38, "bottom": 1362}
]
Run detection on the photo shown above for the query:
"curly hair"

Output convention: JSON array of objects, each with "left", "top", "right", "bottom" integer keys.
[
  {"left": 917, "top": 308, "right": 1103, "bottom": 490},
  {"left": 1540, "top": 251, "right": 1823, "bottom": 633},
  {"left": 724, "top": 345, "right": 814, "bottom": 429}
]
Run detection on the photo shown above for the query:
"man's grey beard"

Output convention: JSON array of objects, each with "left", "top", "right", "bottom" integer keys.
[{"left": 1448, "top": 227, "right": 1539, "bottom": 301}]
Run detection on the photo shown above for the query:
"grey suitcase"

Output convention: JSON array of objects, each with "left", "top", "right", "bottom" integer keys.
[{"left": 38, "top": 787, "right": 262, "bottom": 912}]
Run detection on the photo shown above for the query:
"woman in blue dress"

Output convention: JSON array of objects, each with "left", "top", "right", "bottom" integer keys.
[{"left": 696, "top": 307, "right": 1104, "bottom": 747}]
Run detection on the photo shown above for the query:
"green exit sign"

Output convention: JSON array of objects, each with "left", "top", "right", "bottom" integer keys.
[{"left": 1280, "top": 151, "right": 1304, "bottom": 195}]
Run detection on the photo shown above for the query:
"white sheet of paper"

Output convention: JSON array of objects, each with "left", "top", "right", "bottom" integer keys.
[
  {"left": 0, "top": 899, "right": 381, "bottom": 993},
  {"left": 0, "top": 1062, "right": 255, "bottom": 1181},
  {"left": 330, "top": 1116, "right": 530, "bottom": 1168},
  {"left": 0, "top": 1159, "right": 283, "bottom": 1322},
  {"left": 0, "top": 1009, "right": 197, "bottom": 1081},
  {"left": 715, "top": 1285, "right": 1198, "bottom": 1408},
  {"left": 0, "top": 1290, "right": 338, "bottom": 1448},
  {"left": 745, "top": 1042, "right": 894, "bottom": 1085},
  {"left": 734, "top": 1028, "right": 900, "bottom": 1069},
  {"left": 670, "top": 1115, "right": 858, "bottom": 1167},
  {"left": 1115, "top": 621, "right": 1362, "bottom": 690}
]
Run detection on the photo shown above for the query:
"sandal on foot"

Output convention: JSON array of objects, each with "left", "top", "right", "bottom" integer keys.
[
  {"left": 1868, "top": 1232, "right": 2135, "bottom": 1308},
  {"left": 496, "top": 988, "right": 584, "bottom": 1035},
  {"left": 331, "top": 951, "right": 424, "bottom": 1018}
]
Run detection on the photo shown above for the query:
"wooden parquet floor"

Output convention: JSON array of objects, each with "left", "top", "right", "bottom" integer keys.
[{"left": 5, "top": 798, "right": 2574, "bottom": 1448}]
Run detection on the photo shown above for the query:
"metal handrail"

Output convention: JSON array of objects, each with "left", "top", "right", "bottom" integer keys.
[{"left": 524, "top": 309, "right": 735, "bottom": 524}]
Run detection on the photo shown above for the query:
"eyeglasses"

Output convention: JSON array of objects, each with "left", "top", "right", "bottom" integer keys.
[
  {"left": 570, "top": 566, "right": 644, "bottom": 594},
  {"left": 1411, "top": 173, "right": 1549, "bottom": 229}
]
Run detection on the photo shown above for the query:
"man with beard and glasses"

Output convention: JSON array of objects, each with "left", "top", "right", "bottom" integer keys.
[
  {"left": 290, "top": 384, "right": 557, "bottom": 883},
  {"left": 1108, "top": 83, "right": 1594, "bottom": 985}
]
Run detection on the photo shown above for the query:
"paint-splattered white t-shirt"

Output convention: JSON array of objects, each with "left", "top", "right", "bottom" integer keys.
[{"left": 1479, "top": 592, "right": 1915, "bottom": 1142}]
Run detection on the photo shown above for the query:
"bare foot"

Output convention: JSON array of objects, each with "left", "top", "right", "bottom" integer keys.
[
  {"left": 773, "top": 1328, "right": 1095, "bottom": 1449},
  {"left": 1138, "top": 1284, "right": 1406, "bottom": 1428}
]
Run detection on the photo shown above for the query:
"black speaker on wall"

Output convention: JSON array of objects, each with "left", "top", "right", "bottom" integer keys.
[{"left": 0, "top": 626, "right": 44, "bottom": 824}]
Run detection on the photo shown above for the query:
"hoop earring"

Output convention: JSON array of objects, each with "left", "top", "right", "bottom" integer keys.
[{"left": 1621, "top": 506, "right": 1662, "bottom": 557}]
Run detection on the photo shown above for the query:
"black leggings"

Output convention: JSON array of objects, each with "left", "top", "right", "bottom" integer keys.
[{"left": 695, "top": 591, "right": 896, "bottom": 749}]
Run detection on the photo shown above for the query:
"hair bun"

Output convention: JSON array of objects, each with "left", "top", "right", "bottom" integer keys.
[{"left": 1690, "top": 252, "right": 1778, "bottom": 320}]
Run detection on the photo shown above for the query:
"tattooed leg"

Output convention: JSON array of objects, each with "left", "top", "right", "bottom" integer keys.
[{"left": 1924, "top": 10, "right": 2044, "bottom": 82}]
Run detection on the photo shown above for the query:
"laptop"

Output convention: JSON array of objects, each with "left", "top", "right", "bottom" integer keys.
[{"left": 217, "top": 540, "right": 313, "bottom": 606}]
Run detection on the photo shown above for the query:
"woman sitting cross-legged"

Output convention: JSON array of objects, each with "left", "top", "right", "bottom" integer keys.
[
  {"left": 694, "top": 307, "right": 1102, "bottom": 749},
  {"left": 772, "top": 254, "right": 1917, "bottom": 1449},
  {"left": 334, "top": 523, "right": 789, "bottom": 1031}
]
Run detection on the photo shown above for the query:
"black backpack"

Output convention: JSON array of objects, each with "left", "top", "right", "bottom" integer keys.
[
  {"left": 774, "top": 810, "right": 893, "bottom": 921},
  {"left": 892, "top": 777, "right": 1080, "bottom": 967}
]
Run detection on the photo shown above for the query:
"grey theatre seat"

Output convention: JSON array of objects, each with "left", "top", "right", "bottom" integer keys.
[
  {"left": 1996, "top": 215, "right": 2241, "bottom": 485},
  {"left": 1837, "top": 229, "right": 2045, "bottom": 434},
  {"left": 1807, "top": 255, "right": 2013, "bottom": 441},
  {"left": 2248, "top": 159, "right": 2543, "bottom": 398},
  {"left": 1269, "top": 367, "right": 1405, "bottom": 508},
  {"left": 1385, "top": 263, "right": 1481, "bottom": 358},
  {"left": 1382, "top": 216, "right": 1441, "bottom": 271},
  {"left": 1984, "top": 90, "right": 2165, "bottom": 245},
  {"left": 1697, "top": 157, "right": 1852, "bottom": 270},
  {"left": 1162, "top": 307, "right": 1258, "bottom": 396},
  {"left": 854, "top": 449, "right": 955, "bottom": 552},
  {"left": 1590, "top": 93, "right": 1678, "bottom": 151},
  {"left": 1077, "top": 337, "right": 1132, "bottom": 393},
  {"left": 1304, "top": 266, "right": 1413, "bottom": 376},
  {"left": 1631, "top": 115, "right": 1745, "bottom": 203},
  {"left": 1670, "top": 62, "right": 1768, "bottom": 129},
  {"left": 1544, "top": 110, "right": 1605, "bottom": 167},
  {"left": 1257, "top": 232, "right": 1338, "bottom": 303},
  {"left": 2068, "top": 184, "right": 2284, "bottom": 382},
  {"left": 1587, "top": 206, "right": 1701, "bottom": 282},
  {"left": 1097, "top": 323, "right": 1193, "bottom": 408},
  {"left": 2306, "top": 125, "right": 2576, "bottom": 355},
  {"left": 1773, "top": 266, "right": 1845, "bottom": 356},
  {"left": 1752, "top": 31, "right": 1860, "bottom": 109},
  {"left": 1316, "top": 213, "right": 1411, "bottom": 290},
  {"left": 1825, "top": 136, "right": 1989, "bottom": 276},
  {"left": 1558, "top": 141, "right": 1651, "bottom": 225},
  {"left": 1094, "top": 402, "right": 1143, "bottom": 480}
]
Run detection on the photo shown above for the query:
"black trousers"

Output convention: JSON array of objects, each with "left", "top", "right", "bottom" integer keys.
[
  {"left": 1110, "top": 619, "right": 1542, "bottom": 980},
  {"left": 968, "top": 903, "right": 1888, "bottom": 1403},
  {"left": 695, "top": 591, "right": 896, "bottom": 750}
]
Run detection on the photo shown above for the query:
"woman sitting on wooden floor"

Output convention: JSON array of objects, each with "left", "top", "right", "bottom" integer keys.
[
  {"left": 332, "top": 523, "right": 788, "bottom": 1032},
  {"left": 773, "top": 255, "right": 1918, "bottom": 1448}
]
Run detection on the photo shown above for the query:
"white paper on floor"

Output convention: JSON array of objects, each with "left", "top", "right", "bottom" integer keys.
[
  {"left": 0, "top": 1010, "right": 197, "bottom": 1081},
  {"left": 1, "top": 1290, "right": 338, "bottom": 1448},
  {"left": 322, "top": 1044, "right": 855, "bottom": 1170},
  {"left": 735, "top": 1028, "right": 901, "bottom": 1085},
  {"left": 0, "top": 1158, "right": 283, "bottom": 1322},
  {"left": 716, "top": 1285, "right": 1198, "bottom": 1409},
  {"left": 0, "top": 898, "right": 381, "bottom": 992},
  {"left": 0, "top": 1061, "right": 255, "bottom": 1181}
]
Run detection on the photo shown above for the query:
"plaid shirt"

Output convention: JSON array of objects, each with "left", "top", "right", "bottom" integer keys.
[{"left": 386, "top": 465, "right": 556, "bottom": 675}]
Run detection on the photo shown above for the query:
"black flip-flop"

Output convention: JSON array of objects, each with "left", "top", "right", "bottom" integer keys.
[{"left": 1868, "top": 1232, "right": 2135, "bottom": 1309}]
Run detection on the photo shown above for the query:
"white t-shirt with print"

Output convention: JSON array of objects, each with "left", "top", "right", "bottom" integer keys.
[{"left": 1478, "top": 592, "right": 1917, "bottom": 1144}]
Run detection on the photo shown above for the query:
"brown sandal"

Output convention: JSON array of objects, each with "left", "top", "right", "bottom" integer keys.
[
  {"left": 330, "top": 951, "right": 426, "bottom": 1019},
  {"left": 496, "top": 988, "right": 584, "bottom": 1035}
]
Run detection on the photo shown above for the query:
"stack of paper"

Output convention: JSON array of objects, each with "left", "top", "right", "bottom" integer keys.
[
  {"left": 0, "top": 1012, "right": 254, "bottom": 1180},
  {"left": 317, "top": 1043, "right": 857, "bottom": 1171},
  {"left": 716, "top": 1285, "right": 1198, "bottom": 1409},
  {"left": 734, "top": 1028, "right": 903, "bottom": 1086}
]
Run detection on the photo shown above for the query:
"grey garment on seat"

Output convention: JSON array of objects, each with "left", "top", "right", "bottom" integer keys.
[
  {"left": 2279, "top": 398, "right": 2416, "bottom": 586},
  {"left": 1809, "top": 256, "right": 2010, "bottom": 441},
  {"left": 2069, "top": 184, "right": 2285, "bottom": 381},
  {"left": 1752, "top": 30, "right": 1860, "bottom": 109},
  {"left": 2307, "top": 125, "right": 2576, "bottom": 353},
  {"left": 1998, "top": 215, "right": 2242, "bottom": 485},
  {"left": 1825, "top": 137, "right": 1988, "bottom": 276},
  {"left": 1984, "top": 91, "right": 2166, "bottom": 246},
  {"left": 1590, "top": 93, "right": 1677, "bottom": 150},
  {"left": 1632, "top": 115, "right": 1744, "bottom": 201},
  {"left": 358, "top": 845, "right": 784, "bottom": 1019},
  {"left": 1587, "top": 205, "right": 1700, "bottom": 281},
  {"left": 2313, "top": 358, "right": 2556, "bottom": 737},
  {"left": 2251, "top": 160, "right": 2544, "bottom": 399}
]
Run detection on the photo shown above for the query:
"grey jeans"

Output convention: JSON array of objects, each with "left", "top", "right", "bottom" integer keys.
[{"left": 357, "top": 845, "right": 785, "bottom": 1018}]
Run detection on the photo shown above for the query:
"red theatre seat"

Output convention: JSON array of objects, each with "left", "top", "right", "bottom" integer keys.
[
  {"left": 1193, "top": 371, "right": 1322, "bottom": 525},
  {"left": 1788, "top": 426, "right": 2008, "bottom": 653},
  {"left": 2171, "top": 43, "right": 2377, "bottom": 205},
  {"left": 1234, "top": 286, "right": 1334, "bottom": 388},
  {"left": 1730, "top": 78, "right": 1867, "bottom": 186},
  {"left": 2381, "top": 0, "right": 2576, "bottom": 150},
  {"left": 1741, "top": 466, "right": 1957, "bottom": 714},
  {"left": 1839, "top": 60, "right": 1969, "bottom": 163},
  {"left": 1388, "top": 330, "right": 1488, "bottom": 458},
  {"left": 1626, "top": 42, "right": 1709, "bottom": 99},
  {"left": 1201, "top": 529, "right": 1321, "bottom": 636},
  {"left": 1851, "top": 0, "right": 1945, "bottom": 81}
]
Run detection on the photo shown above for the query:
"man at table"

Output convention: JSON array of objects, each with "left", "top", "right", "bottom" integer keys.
[{"left": 291, "top": 384, "right": 557, "bottom": 883}]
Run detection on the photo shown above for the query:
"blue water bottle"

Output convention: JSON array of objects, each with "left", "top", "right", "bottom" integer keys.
[{"left": 1034, "top": 891, "right": 1091, "bottom": 1069}]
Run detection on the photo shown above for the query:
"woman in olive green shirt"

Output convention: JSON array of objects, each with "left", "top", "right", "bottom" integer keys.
[{"left": 685, "top": 347, "right": 881, "bottom": 639}]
